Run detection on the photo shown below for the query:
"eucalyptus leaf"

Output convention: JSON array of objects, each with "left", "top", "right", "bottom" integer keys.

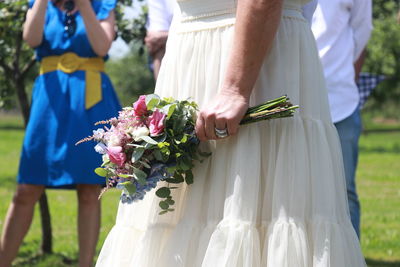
[
  {"left": 159, "top": 201, "right": 169, "bottom": 210},
  {"left": 131, "top": 147, "right": 145, "bottom": 163},
  {"left": 140, "top": 135, "right": 158, "bottom": 145},
  {"left": 139, "top": 160, "right": 151, "bottom": 169},
  {"left": 198, "top": 150, "right": 212, "bottom": 157},
  {"left": 185, "top": 170, "right": 194, "bottom": 185},
  {"left": 120, "top": 181, "right": 137, "bottom": 195},
  {"left": 173, "top": 173, "right": 185, "bottom": 183},
  {"left": 165, "top": 178, "right": 181, "bottom": 184},
  {"left": 153, "top": 150, "right": 163, "bottom": 161},
  {"left": 133, "top": 167, "right": 148, "bottom": 185},
  {"left": 125, "top": 183, "right": 137, "bottom": 195},
  {"left": 165, "top": 198, "right": 175, "bottom": 205},
  {"left": 154, "top": 134, "right": 167, "bottom": 143},
  {"left": 156, "top": 187, "right": 171, "bottom": 198}
]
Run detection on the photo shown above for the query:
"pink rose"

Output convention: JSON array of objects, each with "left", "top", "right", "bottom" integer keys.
[
  {"left": 133, "top": 95, "right": 147, "bottom": 116},
  {"left": 107, "top": 146, "right": 126, "bottom": 167},
  {"left": 147, "top": 110, "right": 166, "bottom": 136}
]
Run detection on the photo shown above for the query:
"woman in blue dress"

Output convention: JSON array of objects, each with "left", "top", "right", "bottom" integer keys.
[{"left": 0, "top": 0, "right": 121, "bottom": 266}]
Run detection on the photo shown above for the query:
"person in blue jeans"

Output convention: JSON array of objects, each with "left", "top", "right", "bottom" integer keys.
[{"left": 310, "top": 0, "right": 373, "bottom": 238}]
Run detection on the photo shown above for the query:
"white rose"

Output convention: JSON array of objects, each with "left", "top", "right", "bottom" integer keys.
[{"left": 131, "top": 126, "right": 150, "bottom": 142}]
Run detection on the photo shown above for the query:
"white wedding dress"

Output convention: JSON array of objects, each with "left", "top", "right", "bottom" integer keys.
[{"left": 97, "top": 0, "right": 366, "bottom": 266}]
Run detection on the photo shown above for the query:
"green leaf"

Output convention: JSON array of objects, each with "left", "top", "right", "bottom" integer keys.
[
  {"left": 133, "top": 167, "right": 147, "bottom": 185},
  {"left": 159, "top": 201, "right": 169, "bottom": 210},
  {"left": 198, "top": 150, "right": 212, "bottom": 158},
  {"left": 145, "top": 94, "right": 161, "bottom": 110},
  {"left": 173, "top": 114, "right": 188, "bottom": 132},
  {"left": 140, "top": 135, "right": 158, "bottom": 145},
  {"left": 178, "top": 158, "right": 191, "bottom": 171},
  {"left": 139, "top": 160, "right": 151, "bottom": 169},
  {"left": 131, "top": 147, "right": 145, "bottom": 163},
  {"left": 180, "top": 134, "right": 188, "bottom": 143},
  {"left": 154, "top": 134, "right": 167, "bottom": 143},
  {"left": 167, "top": 103, "right": 177, "bottom": 119},
  {"left": 174, "top": 173, "right": 185, "bottom": 183},
  {"left": 159, "top": 210, "right": 168, "bottom": 215},
  {"left": 153, "top": 150, "right": 163, "bottom": 161},
  {"left": 119, "top": 181, "right": 137, "bottom": 195},
  {"left": 165, "top": 198, "right": 175, "bottom": 205},
  {"left": 101, "top": 159, "right": 110, "bottom": 167},
  {"left": 166, "top": 166, "right": 176, "bottom": 174},
  {"left": 118, "top": 174, "right": 133, "bottom": 178},
  {"left": 94, "top": 168, "right": 108, "bottom": 177},
  {"left": 165, "top": 178, "right": 181, "bottom": 184},
  {"left": 156, "top": 187, "right": 171, "bottom": 198},
  {"left": 185, "top": 170, "right": 194, "bottom": 185}
]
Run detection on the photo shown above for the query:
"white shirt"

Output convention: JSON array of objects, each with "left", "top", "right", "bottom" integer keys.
[
  {"left": 303, "top": 0, "right": 318, "bottom": 23},
  {"left": 311, "top": 0, "right": 373, "bottom": 123},
  {"left": 147, "top": 0, "right": 176, "bottom": 31}
]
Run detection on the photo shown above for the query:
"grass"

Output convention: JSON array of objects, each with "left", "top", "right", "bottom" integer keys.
[
  {"left": 0, "top": 114, "right": 120, "bottom": 266},
  {"left": 359, "top": 130, "right": 400, "bottom": 266},
  {"left": 0, "top": 113, "right": 399, "bottom": 266}
]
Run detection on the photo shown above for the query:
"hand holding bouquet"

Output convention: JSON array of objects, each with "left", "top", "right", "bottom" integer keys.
[{"left": 77, "top": 94, "right": 298, "bottom": 214}]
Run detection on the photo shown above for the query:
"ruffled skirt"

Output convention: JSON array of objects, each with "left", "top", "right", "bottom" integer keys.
[{"left": 96, "top": 6, "right": 365, "bottom": 267}]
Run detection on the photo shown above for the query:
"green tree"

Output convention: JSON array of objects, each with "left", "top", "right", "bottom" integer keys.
[
  {"left": 107, "top": 46, "right": 154, "bottom": 106},
  {"left": 363, "top": 0, "right": 400, "bottom": 116},
  {"left": 0, "top": 0, "right": 147, "bottom": 255}
]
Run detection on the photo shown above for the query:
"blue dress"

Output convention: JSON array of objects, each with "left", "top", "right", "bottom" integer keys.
[{"left": 18, "top": 0, "right": 121, "bottom": 188}]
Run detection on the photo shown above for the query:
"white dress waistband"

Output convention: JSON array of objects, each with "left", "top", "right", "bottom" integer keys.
[{"left": 175, "top": 3, "right": 306, "bottom": 33}]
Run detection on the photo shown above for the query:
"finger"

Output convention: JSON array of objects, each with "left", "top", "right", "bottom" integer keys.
[
  {"left": 226, "top": 118, "right": 240, "bottom": 137},
  {"left": 204, "top": 112, "right": 217, "bottom": 140},
  {"left": 215, "top": 117, "right": 228, "bottom": 139},
  {"left": 195, "top": 114, "right": 206, "bottom": 141}
]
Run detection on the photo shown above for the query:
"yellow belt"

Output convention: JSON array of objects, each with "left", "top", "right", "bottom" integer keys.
[{"left": 40, "top": 52, "right": 104, "bottom": 109}]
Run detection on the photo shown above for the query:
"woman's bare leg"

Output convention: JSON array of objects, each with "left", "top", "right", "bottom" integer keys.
[
  {"left": 0, "top": 184, "right": 45, "bottom": 267},
  {"left": 76, "top": 184, "right": 101, "bottom": 267}
]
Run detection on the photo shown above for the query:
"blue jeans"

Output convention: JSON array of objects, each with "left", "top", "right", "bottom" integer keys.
[{"left": 334, "top": 108, "right": 362, "bottom": 238}]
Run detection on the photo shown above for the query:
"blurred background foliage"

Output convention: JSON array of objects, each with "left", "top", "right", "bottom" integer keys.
[
  {"left": 362, "top": 0, "right": 400, "bottom": 119},
  {"left": 0, "top": 0, "right": 151, "bottom": 115}
]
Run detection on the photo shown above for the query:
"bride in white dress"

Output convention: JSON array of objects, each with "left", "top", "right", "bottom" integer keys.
[{"left": 97, "top": 0, "right": 366, "bottom": 266}]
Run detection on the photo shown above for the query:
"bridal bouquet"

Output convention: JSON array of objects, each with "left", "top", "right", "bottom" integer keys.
[{"left": 77, "top": 94, "right": 298, "bottom": 214}]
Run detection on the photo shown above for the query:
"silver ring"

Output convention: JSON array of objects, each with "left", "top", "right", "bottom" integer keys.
[{"left": 215, "top": 127, "right": 229, "bottom": 138}]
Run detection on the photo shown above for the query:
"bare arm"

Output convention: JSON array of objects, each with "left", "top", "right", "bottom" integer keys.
[
  {"left": 23, "top": 0, "right": 48, "bottom": 48},
  {"left": 145, "top": 31, "right": 168, "bottom": 80},
  {"left": 196, "top": 0, "right": 284, "bottom": 141},
  {"left": 76, "top": 0, "right": 116, "bottom": 57}
]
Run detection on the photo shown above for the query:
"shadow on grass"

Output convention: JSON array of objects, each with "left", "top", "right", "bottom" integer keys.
[
  {"left": 14, "top": 252, "right": 77, "bottom": 267},
  {"left": 0, "top": 125, "right": 24, "bottom": 131},
  {"left": 359, "top": 143, "right": 400, "bottom": 154},
  {"left": 366, "top": 258, "right": 400, "bottom": 267},
  {"left": 363, "top": 128, "right": 400, "bottom": 134}
]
